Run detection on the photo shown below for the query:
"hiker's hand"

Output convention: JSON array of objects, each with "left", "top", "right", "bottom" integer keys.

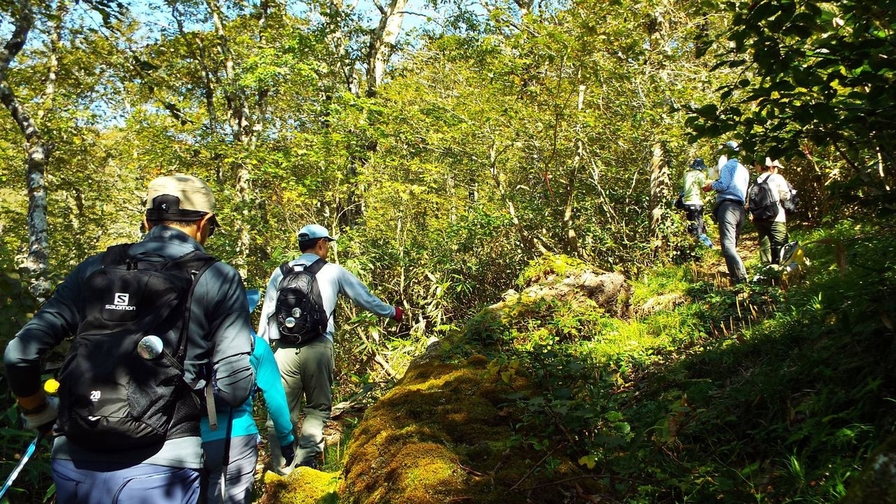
[
  {"left": 281, "top": 443, "right": 296, "bottom": 467},
  {"left": 393, "top": 306, "right": 404, "bottom": 322},
  {"left": 702, "top": 183, "right": 712, "bottom": 192},
  {"left": 22, "top": 396, "right": 58, "bottom": 432}
]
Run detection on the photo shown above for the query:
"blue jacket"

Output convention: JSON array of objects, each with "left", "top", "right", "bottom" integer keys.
[
  {"left": 711, "top": 158, "right": 749, "bottom": 204},
  {"left": 200, "top": 334, "right": 294, "bottom": 446}
]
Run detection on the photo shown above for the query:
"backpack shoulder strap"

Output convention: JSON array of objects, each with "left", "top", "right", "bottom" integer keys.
[
  {"left": 305, "top": 257, "right": 328, "bottom": 276},
  {"left": 173, "top": 251, "right": 219, "bottom": 362},
  {"left": 101, "top": 243, "right": 133, "bottom": 268},
  {"left": 172, "top": 251, "right": 218, "bottom": 427},
  {"left": 277, "top": 261, "right": 299, "bottom": 289}
]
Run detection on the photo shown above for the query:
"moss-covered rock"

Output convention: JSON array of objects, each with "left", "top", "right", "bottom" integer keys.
[
  {"left": 340, "top": 354, "right": 506, "bottom": 503},
  {"left": 337, "top": 254, "right": 622, "bottom": 503},
  {"left": 842, "top": 433, "right": 896, "bottom": 504},
  {"left": 259, "top": 466, "right": 340, "bottom": 504}
]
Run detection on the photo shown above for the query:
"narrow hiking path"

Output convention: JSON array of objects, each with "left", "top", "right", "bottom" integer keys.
[{"left": 251, "top": 231, "right": 774, "bottom": 503}]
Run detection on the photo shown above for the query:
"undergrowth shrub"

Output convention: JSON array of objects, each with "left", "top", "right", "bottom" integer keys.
[{"left": 465, "top": 219, "right": 895, "bottom": 502}]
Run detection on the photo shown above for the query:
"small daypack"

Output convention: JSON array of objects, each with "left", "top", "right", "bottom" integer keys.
[
  {"left": 782, "top": 182, "right": 798, "bottom": 214},
  {"left": 674, "top": 193, "right": 685, "bottom": 210},
  {"left": 275, "top": 258, "right": 329, "bottom": 344},
  {"left": 748, "top": 175, "right": 779, "bottom": 220},
  {"left": 57, "top": 244, "right": 217, "bottom": 450}
]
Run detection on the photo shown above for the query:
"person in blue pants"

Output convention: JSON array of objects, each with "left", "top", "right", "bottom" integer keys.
[
  {"left": 200, "top": 289, "right": 295, "bottom": 503},
  {"left": 5, "top": 175, "right": 255, "bottom": 504}
]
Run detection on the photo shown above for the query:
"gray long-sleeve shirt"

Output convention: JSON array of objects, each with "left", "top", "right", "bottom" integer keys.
[
  {"left": 257, "top": 252, "right": 395, "bottom": 342},
  {"left": 3, "top": 225, "right": 255, "bottom": 468}
]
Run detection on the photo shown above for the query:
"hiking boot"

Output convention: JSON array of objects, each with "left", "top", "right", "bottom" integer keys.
[
  {"left": 272, "top": 463, "right": 295, "bottom": 477},
  {"left": 699, "top": 234, "right": 714, "bottom": 248},
  {"left": 297, "top": 458, "right": 320, "bottom": 470}
]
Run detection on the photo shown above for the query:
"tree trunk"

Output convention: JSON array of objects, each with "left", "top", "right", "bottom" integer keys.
[
  {"left": 365, "top": 0, "right": 408, "bottom": 97},
  {"left": 205, "top": 0, "right": 252, "bottom": 145},
  {"left": 202, "top": 0, "right": 267, "bottom": 277},
  {"left": 170, "top": 3, "right": 220, "bottom": 139},
  {"left": 0, "top": 0, "right": 53, "bottom": 300},
  {"left": 489, "top": 142, "right": 548, "bottom": 255},
  {"left": 648, "top": 142, "right": 670, "bottom": 258},
  {"left": 562, "top": 83, "right": 586, "bottom": 255}
]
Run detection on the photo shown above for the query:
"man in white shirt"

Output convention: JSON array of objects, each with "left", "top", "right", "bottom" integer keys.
[{"left": 257, "top": 224, "right": 402, "bottom": 471}]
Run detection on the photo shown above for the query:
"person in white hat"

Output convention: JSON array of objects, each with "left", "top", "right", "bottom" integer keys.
[
  {"left": 257, "top": 223, "right": 403, "bottom": 472},
  {"left": 4, "top": 174, "right": 255, "bottom": 503},
  {"left": 748, "top": 158, "right": 792, "bottom": 264}
]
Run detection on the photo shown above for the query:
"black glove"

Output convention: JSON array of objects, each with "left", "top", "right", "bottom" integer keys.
[{"left": 281, "top": 442, "right": 296, "bottom": 467}]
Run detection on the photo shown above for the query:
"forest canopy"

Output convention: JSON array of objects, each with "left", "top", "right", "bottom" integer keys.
[{"left": 2, "top": 0, "right": 895, "bottom": 501}]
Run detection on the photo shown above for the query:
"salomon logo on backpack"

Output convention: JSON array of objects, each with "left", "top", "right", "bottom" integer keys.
[
  {"left": 57, "top": 244, "right": 216, "bottom": 451},
  {"left": 748, "top": 176, "right": 779, "bottom": 220},
  {"left": 275, "top": 258, "right": 329, "bottom": 344}
]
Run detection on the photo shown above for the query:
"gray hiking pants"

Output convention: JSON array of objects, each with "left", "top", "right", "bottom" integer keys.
[
  {"left": 202, "top": 434, "right": 258, "bottom": 503},
  {"left": 715, "top": 200, "right": 747, "bottom": 283},
  {"left": 268, "top": 337, "right": 334, "bottom": 470}
]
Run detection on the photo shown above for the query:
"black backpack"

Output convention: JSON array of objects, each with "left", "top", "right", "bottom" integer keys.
[
  {"left": 748, "top": 175, "right": 779, "bottom": 220},
  {"left": 782, "top": 182, "right": 798, "bottom": 214},
  {"left": 57, "top": 244, "right": 217, "bottom": 450},
  {"left": 275, "top": 258, "right": 329, "bottom": 344}
]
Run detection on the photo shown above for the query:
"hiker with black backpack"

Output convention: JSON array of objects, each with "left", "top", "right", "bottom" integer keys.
[
  {"left": 3, "top": 175, "right": 255, "bottom": 503},
  {"left": 747, "top": 158, "right": 792, "bottom": 265},
  {"left": 703, "top": 141, "right": 750, "bottom": 285},
  {"left": 257, "top": 224, "right": 403, "bottom": 473}
]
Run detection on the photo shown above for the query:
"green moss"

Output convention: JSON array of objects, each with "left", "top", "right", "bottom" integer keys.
[
  {"left": 630, "top": 265, "right": 693, "bottom": 305},
  {"left": 341, "top": 351, "right": 526, "bottom": 503},
  {"left": 517, "top": 252, "right": 595, "bottom": 288},
  {"left": 259, "top": 468, "right": 340, "bottom": 504}
]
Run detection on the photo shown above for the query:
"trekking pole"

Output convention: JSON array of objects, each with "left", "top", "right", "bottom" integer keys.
[
  {"left": 0, "top": 431, "right": 44, "bottom": 500},
  {"left": 0, "top": 378, "right": 59, "bottom": 500}
]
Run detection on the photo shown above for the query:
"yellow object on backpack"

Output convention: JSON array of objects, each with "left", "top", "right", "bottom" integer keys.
[{"left": 780, "top": 241, "right": 809, "bottom": 285}]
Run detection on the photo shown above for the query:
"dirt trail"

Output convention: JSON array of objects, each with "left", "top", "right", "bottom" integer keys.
[{"left": 694, "top": 233, "right": 762, "bottom": 287}]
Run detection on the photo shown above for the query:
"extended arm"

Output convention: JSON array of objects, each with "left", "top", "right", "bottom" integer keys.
[
  {"left": 4, "top": 256, "right": 99, "bottom": 407},
  {"left": 253, "top": 337, "right": 294, "bottom": 446},
  {"left": 336, "top": 266, "right": 396, "bottom": 319}
]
